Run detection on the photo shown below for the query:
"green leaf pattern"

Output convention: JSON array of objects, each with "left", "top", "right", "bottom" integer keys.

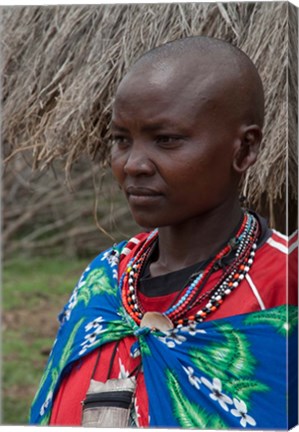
[
  {"left": 186, "top": 306, "right": 298, "bottom": 414},
  {"left": 166, "top": 369, "right": 227, "bottom": 428},
  {"left": 32, "top": 241, "right": 296, "bottom": 428},
  {"left": 76, "top": 268, "right": 117, "bottom": 306},
  {"left": 189, "top": 323, "right": 269, "bottom": 405},
  {"left": 244, "top": 305, "right": 297, "bottom": 335}
]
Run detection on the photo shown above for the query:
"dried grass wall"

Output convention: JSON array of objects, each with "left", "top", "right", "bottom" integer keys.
[{"left": 2, "top": 2, "right": 298, "bottom": 258}]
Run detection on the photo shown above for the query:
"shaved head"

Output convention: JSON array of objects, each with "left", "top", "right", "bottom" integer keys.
[
  {"left": 112, "top": 36, "right": 264, "bottom": 229},
  {"left": 118, "top": 36, "right": 264, "bottom": 129}
]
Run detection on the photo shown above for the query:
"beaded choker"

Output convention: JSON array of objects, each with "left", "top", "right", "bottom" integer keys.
[{"left": 121, "top": 212, "right": 260, "bottom": 330}]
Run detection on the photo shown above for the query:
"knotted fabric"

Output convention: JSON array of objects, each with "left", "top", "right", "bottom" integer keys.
[{"left": 30, "top": 241, "right": 298, "bottom": 428}]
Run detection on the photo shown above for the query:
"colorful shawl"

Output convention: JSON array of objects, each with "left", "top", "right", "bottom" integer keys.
[{"left": 30, "top": 241, "right": 298, "bottom": 428}]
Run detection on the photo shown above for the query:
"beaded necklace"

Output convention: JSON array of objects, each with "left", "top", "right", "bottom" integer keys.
[{"left": 120, "top": 212, "right": 260, "bottom": 329}]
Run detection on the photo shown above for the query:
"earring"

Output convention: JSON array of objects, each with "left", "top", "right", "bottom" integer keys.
[{"left": 239, "top": 194, "right": 247, "bottom": 207}]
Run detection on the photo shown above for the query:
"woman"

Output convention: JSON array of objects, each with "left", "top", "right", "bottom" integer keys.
[{"left": 30, "top": 36, "right": 297, "bottom": 428}]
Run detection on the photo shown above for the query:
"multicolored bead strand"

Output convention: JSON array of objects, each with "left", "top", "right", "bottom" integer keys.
[{"left": 120, "top": 211, "right": 260, "bottom": 327}]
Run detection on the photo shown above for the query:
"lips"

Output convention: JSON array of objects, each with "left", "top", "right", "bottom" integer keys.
[
  {"left": 126, "top": 186, "right": 161, "bottom": 196},
  {"left": 125, "top": 186, "right": 163, "bottom": 205}
]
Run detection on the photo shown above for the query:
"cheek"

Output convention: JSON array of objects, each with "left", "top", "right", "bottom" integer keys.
[
  {"left": 110, "top": 152, "right": 125, "bottom": 183},
  {"left": 163, "top": 152, "right": 232, "bottom": 204},
  {"left": 163, "top": 156, "right": 207, "bottom": 188}
]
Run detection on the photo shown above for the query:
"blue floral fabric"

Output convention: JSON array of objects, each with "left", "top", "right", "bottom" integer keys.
[{"left": 30, "top": 242, "right": 298, "bottom": 428}]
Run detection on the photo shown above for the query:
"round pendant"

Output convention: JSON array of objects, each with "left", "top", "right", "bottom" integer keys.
[{"left": 140, "top": 312, "right": 174, "bottom": 332}]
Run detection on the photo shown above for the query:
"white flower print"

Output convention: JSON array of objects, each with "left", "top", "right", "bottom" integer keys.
[
  {"left": 101, "top": 250, "right": 119, "bottom": 267},
  {"left": 79, "top": 339, "right": 99, "bottom": 356},
  {"left": 85, "top": 316, "right": 104, "bottom": 332},
  {"left": 79, "top": 345, "right": 89, "bottom": 356},
  {"left": 231, "top": 398, "right": 256, "bottom": 428},
  {"left": 69, "top": 292, "right": 78, "bottom": 306},
  {"left": 182, "top": 366, "right": 201, "bottom": 389},
  {"left": 62, "top": 308, "right": 71, "bottom": 322},
  {"left": 130, "top": 344, "right": 141, "bottom": 358},
  {"left": 39, "top": 390, "right": 53, "bottom": 416},
  {"left": 79, "top": 319, "right": 106, "bottom": 356},
  {"left": 159, "top": 336, "right": 176, "bottom": 348},
  {"left": 77, "top": 280, "right": 86, "bottom": 290},
  {"left": 170, "top": 329, "right": 186, "bottom": 344},
  {"left": 180, "top": 321, "right": 207, "bottom": 336},
  {"left": 62, "top": 265, "right": 91, "bottom": 322},
  {"left": 82, "top": 325, "right": 105, "bottom": 344},
  {"left": 112, "top": 268, "right": 119, "bottom": 280},
  {"left": 61, "top": 291, "right": 78, "bottom": 322},
  {"left": 159, "top": 329, "right": 187, "bottom": 348},
  {"left": 76, "top": 266, "right": 91, "bottom": 289},
  {"left": 201, "top": 376, "right": 233, "bottom": 411}
]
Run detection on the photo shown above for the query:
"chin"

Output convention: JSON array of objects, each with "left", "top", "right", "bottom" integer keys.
[
  {"left": 130, "top": 211, "right": 161, "bottom": 230},
  {"left": 134, "top": 218, "right": 158, "bottom": 230}
]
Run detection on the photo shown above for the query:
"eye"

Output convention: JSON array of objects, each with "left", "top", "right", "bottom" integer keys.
[
  {"left": 156, "top": 135, "right": 185, "bottom": 148},
  {"left": 111, "top": 135, "right": 131, "bottom": 149}
]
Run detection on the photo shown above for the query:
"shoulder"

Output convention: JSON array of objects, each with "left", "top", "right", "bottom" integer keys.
[
  {"left": 57, "top": 238, "right": 137, "bottom": 325},
  {"left": 81, "top": 231, "right": 153, "bottom": 279},
  {"left": 258, "top": 229, "right": 298, "bottom": 258},
  {"left": 83, "top": 234, "right": 147, "bottom": 270},
  {"left": 254, "top": 229, "right": 297, "bottom": 273},
  {"left": 119, "top": 231, "right": 151, "bottom": 261},
  {"left": 118, "top": 231, "right": 154, "bottom": 275},
  {"left": 69, "top": 232, "right": 151, "bottom": 284},
  {"left": 250, "top": 229, "right": 298, "bottom": 307}
]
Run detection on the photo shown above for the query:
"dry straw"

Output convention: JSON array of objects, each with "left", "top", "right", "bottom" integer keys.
[{"left": 2, "top": 2, "right": 297, "bottom": 224}]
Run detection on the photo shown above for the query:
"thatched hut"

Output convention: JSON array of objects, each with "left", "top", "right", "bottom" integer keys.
[{"left": 2, "top": 2, "right": 298, "bottom": 258}]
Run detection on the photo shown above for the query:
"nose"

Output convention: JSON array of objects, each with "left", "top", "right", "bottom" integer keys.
[{"left": 123, "top": 143, "right": 155, "bottom": 177}]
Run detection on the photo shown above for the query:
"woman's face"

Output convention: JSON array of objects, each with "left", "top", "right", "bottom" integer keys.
[{"left": 110, "top": 62, "right": 243, "bottom": 229}]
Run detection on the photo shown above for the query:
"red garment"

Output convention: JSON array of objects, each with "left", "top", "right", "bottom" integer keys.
[{"left": 50, "top": 229, "right": 297, "bottom": 426}]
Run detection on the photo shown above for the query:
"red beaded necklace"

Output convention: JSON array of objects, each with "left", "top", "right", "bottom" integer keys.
[{"left": 121, "top": 212, "right": 259, "bottom": 329}]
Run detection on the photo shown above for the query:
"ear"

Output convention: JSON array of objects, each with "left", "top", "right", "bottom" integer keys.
[{"left": 233, "top": 125, "right": 262, "bottom": 174}]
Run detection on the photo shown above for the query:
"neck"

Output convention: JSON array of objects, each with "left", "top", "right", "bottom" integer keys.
[{"left": 150, "top": 199, "right": 244, "bottom": 277}]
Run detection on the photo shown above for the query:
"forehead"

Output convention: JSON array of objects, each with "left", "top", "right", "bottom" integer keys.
[{"left": 113, "top": 58, "right": 239, "bottom": 127}]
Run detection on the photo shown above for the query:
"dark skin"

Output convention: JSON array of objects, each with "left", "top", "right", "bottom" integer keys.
[{"left": 111, "top": 51, "right": 263, "bottom": 278}]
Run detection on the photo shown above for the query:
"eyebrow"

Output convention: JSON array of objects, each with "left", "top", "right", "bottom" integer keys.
[
  {"left": 110, "top": 123, "right": 129, "bottom": 132},
  {"left": 110, "top": 120, "right": 183, "bottom": 133}
]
